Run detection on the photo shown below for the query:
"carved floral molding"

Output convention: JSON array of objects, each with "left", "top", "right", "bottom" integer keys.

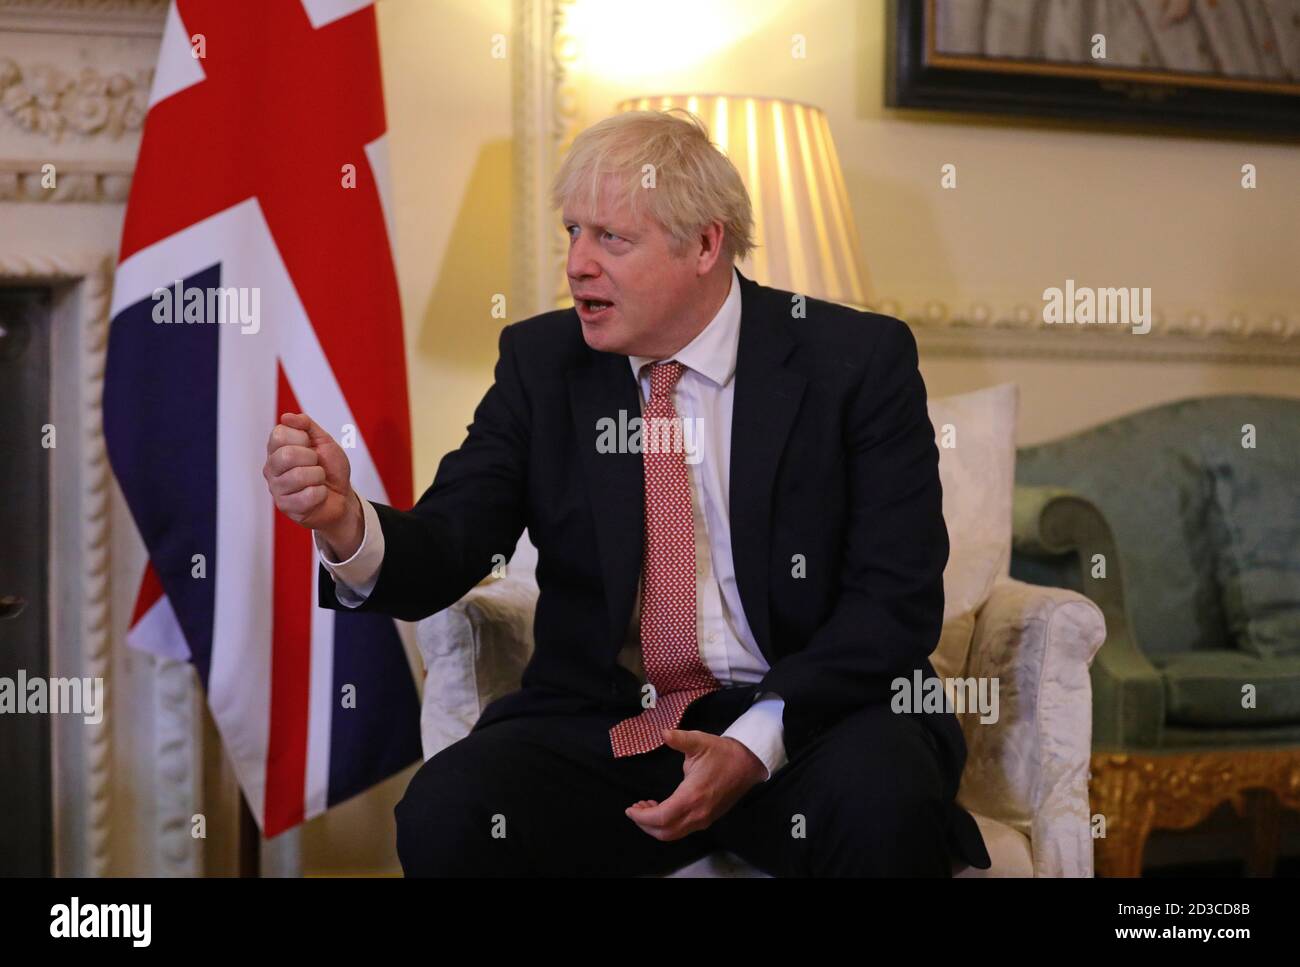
[
  {"left": 0, "top": 57, "right": 151, "bottom": 141},
  {"left": 0, "top": 0, "right": 166, "bottom": 12},
  {"left": 0, "top": 0, "right": 168, "bottom": 37}
]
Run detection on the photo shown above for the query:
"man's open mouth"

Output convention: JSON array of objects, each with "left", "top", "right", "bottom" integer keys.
[{"left": 580, "top": 299, "right": 613, "bottom": 314}]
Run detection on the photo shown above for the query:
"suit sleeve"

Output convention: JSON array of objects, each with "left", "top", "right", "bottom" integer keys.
[
  {"left": 317, "top": 323, "right": 530, "bottom": 621},
  {"left": 758, "top": 317, "right": 948, "bottom": 760}
]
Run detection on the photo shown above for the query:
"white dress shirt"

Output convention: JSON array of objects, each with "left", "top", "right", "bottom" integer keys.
[{"left": 317, "top": 266, "right": 789, "bottom": 780}]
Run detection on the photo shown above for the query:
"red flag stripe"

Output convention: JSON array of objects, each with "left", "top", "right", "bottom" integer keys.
[{"left": 265, "top": 366, "right": 313, "bottom": 836}]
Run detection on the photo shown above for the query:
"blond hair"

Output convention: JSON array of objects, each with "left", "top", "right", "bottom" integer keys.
[{"left": 551, "top": 108, "right": 755, "bottom": 265}]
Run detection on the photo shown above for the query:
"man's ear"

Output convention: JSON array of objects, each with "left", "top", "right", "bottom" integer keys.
[{"left": 695, "top": 220, "right": 725, "bottom": 276}]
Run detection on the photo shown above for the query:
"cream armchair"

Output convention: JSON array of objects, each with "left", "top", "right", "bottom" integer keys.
[{"left": 413, "top": 384, "right": 1106, "bottom": 876}]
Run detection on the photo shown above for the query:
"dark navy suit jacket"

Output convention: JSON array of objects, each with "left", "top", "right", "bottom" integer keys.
[{"left": 320, "top": 267, "right": 992, "bottom": 870}]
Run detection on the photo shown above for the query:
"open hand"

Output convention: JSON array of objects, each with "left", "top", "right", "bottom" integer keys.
[{"left": 625, "top": 729, "right": 768, "bottom": 841}]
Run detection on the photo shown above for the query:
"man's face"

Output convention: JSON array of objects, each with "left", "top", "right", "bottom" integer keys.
[{"left": 563, "top": 177, "right": 712, "bottom": 357}]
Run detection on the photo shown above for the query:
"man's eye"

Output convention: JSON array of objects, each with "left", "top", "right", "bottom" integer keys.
[{"left": 564, "top": 226, "right": 622, "bottom": 242}]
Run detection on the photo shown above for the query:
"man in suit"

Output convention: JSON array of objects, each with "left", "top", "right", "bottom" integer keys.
[{"left": 263, "top": 109, "right": 991, "bottom": 877}]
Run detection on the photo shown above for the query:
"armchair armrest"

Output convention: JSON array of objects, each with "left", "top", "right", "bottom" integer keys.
[
  {"left": 957, "top": 578, "right": 1105, "bottom": 877},
  {"left": 415, "top": 574, "right": 538, "bottom": 760},
  {"left": 1012, "top": 485, "right": 1163, "bottom": 748}
]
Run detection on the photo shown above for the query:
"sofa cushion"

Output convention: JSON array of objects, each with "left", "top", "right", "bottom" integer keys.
[
  {"left": 1014, "top": 398, "right": 1300, "bottom": 658},
  {"left": 662, "top": 851, "right": 771, "bottom": 877},
  {"left": 1206, "top": 453, "right": 1300, "bottom": 660},
  {"left": 928, "top": 383, "right": 1018, "bottom": 625},
  {"left": 931, "top": 610, "right": 977, "bottom": 681},
  {"left": 953, "top": 812, "right": 1034, "bottom": 878},
  {"left": 1152, "top": 650, "right": 1300, "bottom": 726},
  {"left": 417, "top": 538, "right": 539, "bottom": 760}
]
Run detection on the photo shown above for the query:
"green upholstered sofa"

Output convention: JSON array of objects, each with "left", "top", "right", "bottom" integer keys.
[{"left": 1009, "top": 395, "right": 1300, "bottom": 874}]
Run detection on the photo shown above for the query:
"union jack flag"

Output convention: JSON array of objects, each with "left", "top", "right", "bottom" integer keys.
[{"left": 103, "top": 0, "right": 421, "bottom": 838}]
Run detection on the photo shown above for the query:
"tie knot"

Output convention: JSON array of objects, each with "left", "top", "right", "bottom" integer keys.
[{"left": 645, "top": 361, "right": 686, "bottom": 402}]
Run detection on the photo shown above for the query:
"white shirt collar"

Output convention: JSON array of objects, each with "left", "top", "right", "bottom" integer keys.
[{"left": 628, "top": 266, "right": 741, "bottom": 394}]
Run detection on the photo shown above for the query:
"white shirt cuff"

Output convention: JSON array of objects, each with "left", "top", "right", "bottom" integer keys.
[
  {"left": 313, "top": 496, "right": 385, "bottom": 608},
  {"left": 721, "top": 692, "right": 788, "bottom": 781}
]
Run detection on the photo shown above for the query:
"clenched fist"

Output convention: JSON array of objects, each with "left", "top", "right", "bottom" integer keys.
[{"left": 263, "top": 412, "right": 364, "bottom": 559}]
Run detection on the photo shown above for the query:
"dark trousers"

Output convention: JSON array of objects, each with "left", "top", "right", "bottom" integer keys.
[{"left": 395, "top": 684, "right": 969, "bottom": 877}]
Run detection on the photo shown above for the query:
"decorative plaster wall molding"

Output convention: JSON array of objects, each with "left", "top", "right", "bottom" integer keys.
[
  {"left": 0, "top": 249, "right": 106, "bottom": 278},
  {"left": 513, "top": 0, "right": 584, "bottom": 317},
  {"left": 0, "top": 250, "right": 202, "bottom": 876},
  {"left": 0, "top": 57, "right": 152, "bottom": 141},
  {"left": 0, "top": 251, "right": 114, "bottom": 875},
  {"left": 885, "top": 297, "right": 1300, "bottom": 365},
  {"left": 0, "top": 158, "right": 132, "bottom": 201},
  {"left": 155, "top": 655, "right": 200, "bottom": 875},
  {"left": 73, "top": 254, "right": 114, "bottom": 876},
  {"left": 0, "top": 0, "right": 168, "bottom": 38}
]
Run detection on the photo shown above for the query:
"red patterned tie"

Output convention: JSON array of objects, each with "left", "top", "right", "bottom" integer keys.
[{"left": 610, "top": 361, "right": 721, "bottom": 758}]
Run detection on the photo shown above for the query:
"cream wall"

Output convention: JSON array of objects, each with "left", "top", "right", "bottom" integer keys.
[
  {"left": 378, "top": 0, "right": 516, "bottom": 485},
  {"left": 305, "top": 0, "right": 1299, "bottom": 871},
  {"left": 562, "top": 0, "right": 1300, "bottom": 443},
  {"left": 366, "top": 0, "right": 1300, "bottom": 475},
  {"left": 374, "top": 0, "right": 1300, "bottom": 536},
  {"left": 371, "top": 0, "right": 1297, "bottom": 498}
]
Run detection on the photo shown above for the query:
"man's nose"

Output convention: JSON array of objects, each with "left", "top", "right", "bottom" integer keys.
[{"left": 566, "top": 233, "right": 601, "bottom": 280}]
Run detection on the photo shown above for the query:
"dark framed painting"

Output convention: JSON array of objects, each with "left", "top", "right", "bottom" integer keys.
[{"left": 887, "top": 0, "right": 1300, "bottom": 137}]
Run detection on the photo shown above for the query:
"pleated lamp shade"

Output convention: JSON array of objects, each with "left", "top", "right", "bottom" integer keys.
[{"left": 616, "top": 94, "right": 872, "bottom": 309}]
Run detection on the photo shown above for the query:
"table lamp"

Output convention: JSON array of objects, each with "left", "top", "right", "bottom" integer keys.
[{"left": 616, "top": 93, "right": 872, "bottom": 310}]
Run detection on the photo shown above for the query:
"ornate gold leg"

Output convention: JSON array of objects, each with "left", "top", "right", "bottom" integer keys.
[
  {"left": 1091, "top": 755, "right": 1154, "bottom": 877},
  {"left": 1094, "top": 812, "right": 1153, "bottom": 877},
  {"left": 1244, "top": 790, "right": 1280, "bottom": 878}
]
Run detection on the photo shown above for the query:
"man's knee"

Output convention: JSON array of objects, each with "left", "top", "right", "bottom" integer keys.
[
  {"left": 801, "top": 706, "right": 953, "bottom": 876},
  {"left": 837, "top": 782, "right": 950, "bottom": 876},
  {"left": 394, "top": 756, "right": 523, "bottom": 877}
]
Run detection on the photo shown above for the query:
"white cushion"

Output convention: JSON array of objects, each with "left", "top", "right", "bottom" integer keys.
[
  {"left": 662, "top": 851, "right": 771, "bottom": 877},
  {"left": 417, "top": 545, "right": 538, "bottom": 760},
  {"left": 930, "top": 609, "right": 977, "bottom": 681},
  {"left": 953, "top": 813, "right": 1034, "bottom": 877},
  {"left": 927, "top": 384, "right": 1018, "bottom": 679},
  {"left": 928, "top": 383, "right": 1018, "bottom": 620}
]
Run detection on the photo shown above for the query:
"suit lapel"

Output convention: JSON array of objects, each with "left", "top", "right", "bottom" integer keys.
[
  {"left": 729, "top": 270, "right": 806, "bottom": 662},
  {"left": 568, "top": 349, "right": 643, "bottom": 649},
  {"left": 566, "top": 268, "right": 806, "bottom": 662}
]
